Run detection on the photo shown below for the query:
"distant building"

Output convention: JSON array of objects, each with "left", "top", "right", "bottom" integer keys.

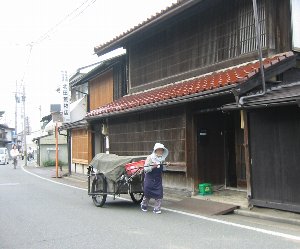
[
  {"left": 0, "top": 124, "right": 15, "bottom": 152},
  {"left": 33, "top": 115, "right": 68, "bottom": 166}
]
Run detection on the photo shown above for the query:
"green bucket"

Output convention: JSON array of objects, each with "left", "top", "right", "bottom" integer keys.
[{"left": 199, "top": 183, "right": 212, "bottom": 196}]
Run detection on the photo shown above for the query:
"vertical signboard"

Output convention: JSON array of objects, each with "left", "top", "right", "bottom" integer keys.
[
  {"left": 61, "top": 70, "right": 70, "bottom": 123},
  {"left": 291, "top": 0, "right": 300, "bottom": 51}
]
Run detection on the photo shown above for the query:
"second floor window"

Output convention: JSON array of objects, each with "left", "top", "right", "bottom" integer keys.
[{"left": 130, "top": 0, "right": 266, "bottom": 88}]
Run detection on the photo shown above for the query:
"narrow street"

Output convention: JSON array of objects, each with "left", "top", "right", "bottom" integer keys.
[{"left": 0, "top": 162, "right": 299, "bottom": 249}]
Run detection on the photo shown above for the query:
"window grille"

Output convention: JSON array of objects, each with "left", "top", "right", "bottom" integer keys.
[{"left": 130, "top": 0, "right": 266, "bottom": 88}]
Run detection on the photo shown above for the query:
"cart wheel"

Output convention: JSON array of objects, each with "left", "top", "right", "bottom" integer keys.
[
  {"left": 91, "top": 174, "right": 107, "bottom": 207},
  {"left": 130, "top": 193, "right": 144, "bottom": 204}
]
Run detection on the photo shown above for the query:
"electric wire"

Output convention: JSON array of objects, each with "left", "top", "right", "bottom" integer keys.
[
  {"left": 34, "top": 0, "right": 97, "bottom": 44},
  {"left": 19, "top": 0, "right": 97, "bottom": 84}
]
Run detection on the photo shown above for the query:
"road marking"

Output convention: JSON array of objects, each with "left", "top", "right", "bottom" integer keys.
[
  {"left": 0, "top": 183, "right": 20, "bottom": 186},
  {"left": 161, "top": 208, "right": 300, "bottom": 241},
  {"left": 21, "top": 165, "right": 300, "bottom": 242},
  {"left": 21, "top": 165, "right": 86, "bottom": 192}
]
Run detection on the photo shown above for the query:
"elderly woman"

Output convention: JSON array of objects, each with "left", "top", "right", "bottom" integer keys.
[{"left": 141, "top": 143, "right": 169, "bottom": 214}]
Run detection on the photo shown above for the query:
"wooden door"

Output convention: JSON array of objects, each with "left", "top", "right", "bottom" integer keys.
[
  {"left": 197, "top": 112, "right": 225, "bottom": 185},
  {"left": 249, "top": 106, "right": 300, "bottom": 212}
]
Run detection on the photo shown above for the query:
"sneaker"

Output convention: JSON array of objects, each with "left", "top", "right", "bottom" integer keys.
[
  {"left": 141, "top": 205, "right": 148, "bottom": 212},
  {"left": 153, "top": 209, "right": 161, "bottom": 214}
]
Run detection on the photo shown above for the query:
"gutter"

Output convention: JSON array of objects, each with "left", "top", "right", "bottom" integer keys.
[{"left": 239, "top": 0, "right": 266, "bottom": 105}]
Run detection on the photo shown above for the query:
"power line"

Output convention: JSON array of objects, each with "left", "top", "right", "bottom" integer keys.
[
  {"left": 18, "top": 0, "right": 97, "bottom": 82},
  {"left": 15, "top": 0, "right": 98, "bottom": 136},
  {"left": 20, "top": 43, "right": 33, "bottom": 84},
  {"left": 18, "top": 0, "right": 97, "bottom": 97},
  {"left": 35, "top": 0, "right": 97, "bottom": 44},
  {"left": 69, "top": 0, "right": 97, "bottom": 22}
]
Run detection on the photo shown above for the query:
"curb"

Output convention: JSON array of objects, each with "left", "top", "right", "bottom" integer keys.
[{"left": 234, "top": 209, "right": 300, "bottom": 226}]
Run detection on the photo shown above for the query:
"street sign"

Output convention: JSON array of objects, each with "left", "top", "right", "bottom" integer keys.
[{"left": 61, "top": 70, "right": 70, "bottom": 123}]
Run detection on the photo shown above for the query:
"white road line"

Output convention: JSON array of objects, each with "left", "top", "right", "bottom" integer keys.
[
  {"left": 0, "top": 183, "right": 20, "bottom": 186},
  {"left": 21, "top": 165, "right": 86, "bottom": 192},
  {"left": 161, "top": 208, "right": 300, "bottom": 241},
  {"left": 21, "top": 165, "right": 300, "bottom": 242}
]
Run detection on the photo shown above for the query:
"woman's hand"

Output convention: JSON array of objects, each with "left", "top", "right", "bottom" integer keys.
[{"left": 152, "top": 163, "right": 159, "bottom": 168}]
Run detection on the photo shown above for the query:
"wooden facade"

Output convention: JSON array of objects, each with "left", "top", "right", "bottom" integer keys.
[
  {"left": 124, "top": 0, "right": 295, "bottom": 196},
  {"left": 72, "top": 128, "right": 92, "bottom": 165},
  {"left": 129, "top": 0, "right": 270, "bottom": 92},
  {"left": 67, "top": 56, "right": 127, "bottom": 174},
  {"left": 193, "top": 109, "right": 246, "bottom": 188},
  {"left": 248, "top": 106, "right": 300, "bottom": 212},
  {"left": 108, "top": 106, "right": 193, "bottom": 189},
  {"left": 89, "top": 70, "right": 114, "bottom": 111},
  {"left": 89, "top": 0, "right": 300, "bottom": 209},
  {"left": 109, "top": 106, "right": 186, "bottom": 162}
]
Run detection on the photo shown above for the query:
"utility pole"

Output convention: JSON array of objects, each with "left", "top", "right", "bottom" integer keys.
[
  {"left": 22, "top": 85, "right": 27, "bottom": 166},
  {"left": 39, "top": 105, "right": 41, "bottom": 123},
  {"left": 15, "top": 81, "right": 18, "bottom": 144},
  {"left": 55, "top": 122, "right": 59, "bottom": 178}
]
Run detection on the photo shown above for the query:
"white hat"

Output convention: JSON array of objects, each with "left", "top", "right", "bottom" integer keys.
[{"left": 153, "top": 143, "right": 169, "bottom": 159}]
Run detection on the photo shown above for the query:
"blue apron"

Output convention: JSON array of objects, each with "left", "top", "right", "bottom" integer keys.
[{"left": 143, "top": 166, "right": 163, "bottom": 199}]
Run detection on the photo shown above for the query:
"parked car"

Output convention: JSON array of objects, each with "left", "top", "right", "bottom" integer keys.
[{"left": 0, "top": 147, "right": 9, "bottom": 165}]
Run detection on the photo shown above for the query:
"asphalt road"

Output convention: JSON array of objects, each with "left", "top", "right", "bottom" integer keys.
[{"left": 0, "top": 162, "right": 300, "bottom": 249}]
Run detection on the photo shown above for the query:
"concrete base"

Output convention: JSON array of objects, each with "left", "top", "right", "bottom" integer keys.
[
  {"left": 193, "top": 188, "right": 249, "bottom": 208},
  {"left": 71, "top": 163, "right": 88, "bottom": 175},
  {"left": 235, "top": 207, "right": 300, "bottom": 226}
]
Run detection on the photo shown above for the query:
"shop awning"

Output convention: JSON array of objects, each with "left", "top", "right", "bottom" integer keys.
[{"left": 59, "top": 119, "right": 88, "bottom": 131}]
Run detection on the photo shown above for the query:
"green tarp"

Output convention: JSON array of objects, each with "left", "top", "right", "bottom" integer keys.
[{"left": 89, "top": 153, "right": 146, "bottom": 182}]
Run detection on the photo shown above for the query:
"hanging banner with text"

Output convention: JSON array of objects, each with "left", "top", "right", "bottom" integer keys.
[{"left": 61, "top": 70, "right": 70, "bottom": 123}]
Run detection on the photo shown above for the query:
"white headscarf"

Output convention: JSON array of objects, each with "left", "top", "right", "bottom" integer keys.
[{"left": 150, "top": 143, "right": 169, "bottom": 164}]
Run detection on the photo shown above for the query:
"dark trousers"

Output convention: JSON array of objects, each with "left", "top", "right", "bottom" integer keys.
[{"left": 13, "top": 158, "right": 17, "bottom": 169}]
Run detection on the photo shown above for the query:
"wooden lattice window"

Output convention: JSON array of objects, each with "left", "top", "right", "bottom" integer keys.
[{"left": 130, "top": 0, "right": 266, "bottom": 88}]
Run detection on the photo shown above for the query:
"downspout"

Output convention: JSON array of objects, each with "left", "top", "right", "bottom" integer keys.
[{"left": 239, "top": 0, "right": 266, "bottom": 105}]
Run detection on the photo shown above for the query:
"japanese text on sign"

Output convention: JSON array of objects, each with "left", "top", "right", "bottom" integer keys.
[{"left": 61, "top": 70, "right": 70, "bottom": 123}]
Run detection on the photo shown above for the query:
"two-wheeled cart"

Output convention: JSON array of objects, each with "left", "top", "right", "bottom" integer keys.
[{"left": 87, "top": 153, "right": 146, "bottom": 207}]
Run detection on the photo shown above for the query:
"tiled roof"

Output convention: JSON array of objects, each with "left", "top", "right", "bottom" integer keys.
[
  {"left": 94, "top": 0, "right": 196, "bottom": 56},
  {"left": 86, "top": 51, "right": 294, "bottom": 119}
]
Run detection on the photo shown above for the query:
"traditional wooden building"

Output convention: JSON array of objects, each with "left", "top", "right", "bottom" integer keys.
[
  {"left": 86, "top": 0, "right": 300, "bottom": 212},
  {"left": 61, "top": 55, "right": 127, "bottom": 174}
]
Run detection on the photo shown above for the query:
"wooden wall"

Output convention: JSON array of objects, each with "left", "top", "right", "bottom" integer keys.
[
  {"left": 113, "top": 59, "right": 127, "bottom": 99},
  {"left": 273, "top": 0, "right": 291, "bottom": 52},
  {"left": 108, "top": 106, "right": 186, "bottom": 163},
  {"left": 72, "top": 128, "right": 92, "bottom": 165},
  {"left": 249, "top": 106, "right": 300, "bottom": 212},
  {"left": 89, "top": 70, "right": 113, "bottom": 111},
  {"left": 108, "top": 106, "right": 194, "bottom": 191},
  {"left": 129, "top": 0, "right": 267, "bottom": 90}
]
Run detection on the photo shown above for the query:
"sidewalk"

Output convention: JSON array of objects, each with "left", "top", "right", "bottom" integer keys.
[{"left": 23, "top": 162, "right": 300, "bottom": 226}]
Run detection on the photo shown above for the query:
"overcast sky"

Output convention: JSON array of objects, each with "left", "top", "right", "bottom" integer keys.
[{"left": 0, "top": 0, "right": 177, "bottom": 132}]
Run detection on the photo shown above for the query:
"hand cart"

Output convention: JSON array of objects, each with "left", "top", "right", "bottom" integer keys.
[{"left": 87, "top": 153, "right": 146, "bottom": 207}]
